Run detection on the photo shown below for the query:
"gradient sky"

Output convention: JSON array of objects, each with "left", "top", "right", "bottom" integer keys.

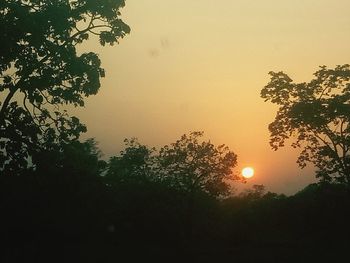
[{"left": 75, "top": 0, "right": 350, "bottom": 195}]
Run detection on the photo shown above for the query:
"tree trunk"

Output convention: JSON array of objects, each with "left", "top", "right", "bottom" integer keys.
[
  {"left": 0, "top": 87, "right": 17, "bottom": 126},
  {"left": 185, "top": 190, "right": 195, "bottom": 243}
]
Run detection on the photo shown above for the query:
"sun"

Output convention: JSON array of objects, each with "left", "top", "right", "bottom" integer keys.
[{"left": 242, "top": 167, "right": 254, "bottom": 179}]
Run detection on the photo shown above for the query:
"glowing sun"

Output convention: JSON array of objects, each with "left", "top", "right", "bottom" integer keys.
[{"left": 242, "top": 167, "right": 254, "bottom": 179}]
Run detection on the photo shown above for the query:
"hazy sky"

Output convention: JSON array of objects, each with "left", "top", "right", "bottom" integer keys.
[{"left": 76, "top": 0, "right": 350, "bottom": 195}]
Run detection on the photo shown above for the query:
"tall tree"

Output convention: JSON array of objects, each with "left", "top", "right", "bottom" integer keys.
[
  {"left": 261, "top": 65, "right": 350, "bottom": 186},
  {"left": 0, "top": 0, "right": 130, "bottom": 174},
  {"left": 156, "top": 131, "right": 238, "bottom": 198},
  {"left": 156, "top": 131, "right": 238, "bottom": 240}
]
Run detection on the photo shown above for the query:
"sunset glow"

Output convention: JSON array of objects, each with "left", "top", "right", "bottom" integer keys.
[
  {"left": 74, "top": 0, "right": 350, "bottom": 194},
  {"left": 242, "top": 167, "right": 254, "bottom": 179},
  {"left": 2, "top": 1, "right": 350, "bottom": 260}
]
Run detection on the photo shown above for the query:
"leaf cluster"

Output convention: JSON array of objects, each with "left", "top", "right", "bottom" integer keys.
[
  {"left": 261, "top": 65, "right": 350, "bottom": 184},
  {"left": 105, "top": 132, "right": 238, "bottom": 198},
  {"left": 0, "top": 0, "right": 130, "bottom": 173}
]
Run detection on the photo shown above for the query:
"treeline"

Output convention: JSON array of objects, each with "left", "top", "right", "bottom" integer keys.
[{"left": 1, "top": 136, "right": 349, "bottom": 262}]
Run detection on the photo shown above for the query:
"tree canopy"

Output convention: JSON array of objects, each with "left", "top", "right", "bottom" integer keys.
[
  {"left": 105, "top": 138, "right": 155, "bottom": 185},
  {"left": 261, "top": 64, "right": 350, "bottom": 186},
  {"left": 105, "top": 132, "right": 238, "bottom": 198},
  {"left": 156, "top": 131, "right": 238, "bottom": 198},
  {"left": 0, "top": 0, "right": 130, "bottom": 174}
]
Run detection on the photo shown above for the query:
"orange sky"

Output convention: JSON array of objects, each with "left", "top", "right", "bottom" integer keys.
[{"left": 75, "top": 0, "right": 350, "bottom": 195}]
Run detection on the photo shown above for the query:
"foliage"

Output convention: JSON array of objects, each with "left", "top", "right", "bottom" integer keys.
[
  {"left": 105, "top": 132, "right": 238, "bottom": 198},
  {"left": 32, "top": 138, "right": 106, "bottom": 177},
  {"left": 156, "top": 131, "right": 238, "bottom": 198},
  {"left": 1, "top": 139, "right": 349, "bottom": 261},
  {"left": 240, "top": 184, "right": 266, "bottom": 200},
  {"left": 0, "top": 0, "right": 130, "bottom": 174},
  {"left": 105, "top": 138, "right": 155, "bottom": 185},
  {"left": 261, "top": 65, "right": 350, "bottom": 185}
]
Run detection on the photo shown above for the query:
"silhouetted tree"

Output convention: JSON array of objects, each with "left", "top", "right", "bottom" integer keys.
[
  {"left": 105, "top": 138, "right": 155, "bottom": 185},
  {"left": 155, "top": 131, "right": 238, "bottom": 240},
  {"left": 32, "top": 138, "right": 106, "bottom": 178},
  {"left": 261, "top": 65, "right": 350, "bottom": 186},
  {"left": 157, "top": 131, "right": 238, "bottom": 198},
  {"left": 0, "top": 138, "right": 113, "bottom": 262},
  {"left": 240, "top": 184, "right": 266, "bottom": 200},
  {"left": 0, "top": 0, "right": 130, "bottom": 174}
]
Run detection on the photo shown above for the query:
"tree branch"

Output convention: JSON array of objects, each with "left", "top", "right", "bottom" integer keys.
[{"left": 0, "top": 86, "right": 19, "bottom": 126}]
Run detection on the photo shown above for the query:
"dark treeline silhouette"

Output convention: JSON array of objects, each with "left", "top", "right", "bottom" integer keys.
[{"left": 1, "top": 136, "right": 349, "bottom": 262}]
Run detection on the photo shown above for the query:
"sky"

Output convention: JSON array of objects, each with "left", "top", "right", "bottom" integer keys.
[{"left": 76, "top": 0, "right": 350, "bottom": 195}]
